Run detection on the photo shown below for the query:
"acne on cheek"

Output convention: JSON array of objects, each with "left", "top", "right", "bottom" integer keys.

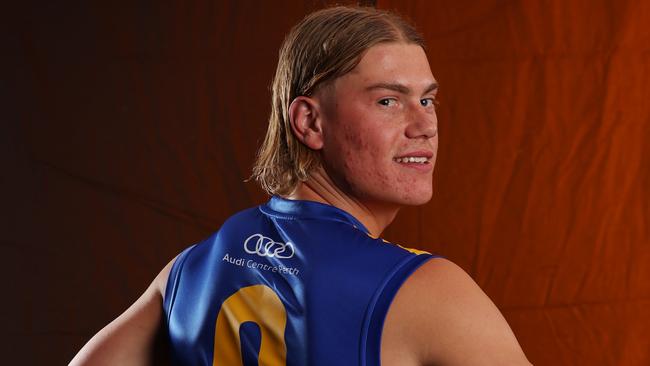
[
  {"left": 342, "top": 125, "right": 366, "bottom": 148},
  {"left": 340, "top": 125, "right": 393, "bottom": 188}
]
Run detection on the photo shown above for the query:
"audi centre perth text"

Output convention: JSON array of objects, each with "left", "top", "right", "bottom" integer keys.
[{"left": 221, "top": 253, "right": 300, "bottom": 276}]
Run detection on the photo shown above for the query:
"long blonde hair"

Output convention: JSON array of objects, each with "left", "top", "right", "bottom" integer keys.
[{"left": 252, "top": 6, "right": 425, "bottom": 196}]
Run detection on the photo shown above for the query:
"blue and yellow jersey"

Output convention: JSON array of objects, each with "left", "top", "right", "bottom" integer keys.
[{"left": 163, "top": 196, "right": 439, "bottom": 365}]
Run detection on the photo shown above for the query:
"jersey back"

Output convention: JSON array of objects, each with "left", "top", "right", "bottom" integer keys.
[{"left": 163, "top": 196, "right": 436, "bottom": 365}]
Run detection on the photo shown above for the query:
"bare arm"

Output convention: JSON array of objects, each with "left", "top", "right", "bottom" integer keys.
[
  {"left": 69, "top": 258, "right": 175, "bottom": 366},
  {"left": 381, "top": 258, "right": 533, "bottom": 366}
]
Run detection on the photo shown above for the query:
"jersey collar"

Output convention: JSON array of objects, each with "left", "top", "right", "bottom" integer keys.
[{"left": 261, "top": 196, "right": 370, "bottom": 234}]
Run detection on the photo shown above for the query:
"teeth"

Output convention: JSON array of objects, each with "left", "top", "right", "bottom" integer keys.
[{"left": 395, "top": 157, "right": 428, "bottom": 163}]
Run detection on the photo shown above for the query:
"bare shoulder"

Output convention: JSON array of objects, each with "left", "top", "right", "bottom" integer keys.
[
  {"left": 155, "top": 255, "right": 178, "bottom": 298},
  {"left": 69, "top": 256, "right": 178, "bottom": 366},
  {"left": 381, "top": 257, "right": 533, "bottom": 366}
]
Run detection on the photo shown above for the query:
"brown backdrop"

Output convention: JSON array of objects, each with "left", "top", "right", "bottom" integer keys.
[{"left": 4, "top": 1, "right": 649, "bottom": 365}]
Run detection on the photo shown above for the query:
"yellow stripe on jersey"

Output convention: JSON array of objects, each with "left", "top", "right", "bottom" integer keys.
[
  {"left": 363, "top": 231, "right": 430, "bottom": 255},
  {"left": 380, "top": 238, "right": 430, "bottom": 255}
]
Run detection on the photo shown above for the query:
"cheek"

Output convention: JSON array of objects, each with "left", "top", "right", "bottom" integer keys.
[
  {"left": 345, "top": 136, "right": 393, "bottom": 185},
  {"left": 342, "top": 124, "right": 368, "bottom": 150},
  {"left": 344, "top": 121, "right": 389, "bottom": 155},
  {"left": 341, "top": 127, "right": 377, "bottom": 162}
]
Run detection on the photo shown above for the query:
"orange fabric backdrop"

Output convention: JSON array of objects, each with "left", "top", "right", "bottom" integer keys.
[
  {"left": 379, "top": 1, "right": 650, "bottom": 364},
  {"left": 4, "top": 1, "right": 648, "bottom": 364}
]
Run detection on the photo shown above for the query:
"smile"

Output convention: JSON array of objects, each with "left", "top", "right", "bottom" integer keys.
[{"left": 393, "top": 156, "right": 429, "bottom": 164}]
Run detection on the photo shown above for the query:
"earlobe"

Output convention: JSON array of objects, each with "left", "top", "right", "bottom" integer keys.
[{"left": 288, "top": 96, "right": 324, "bottom": 150}]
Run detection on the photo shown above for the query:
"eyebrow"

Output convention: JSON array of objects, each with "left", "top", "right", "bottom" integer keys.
[{"left": 365, "top": 82, "right": 439, "bottom": 95}]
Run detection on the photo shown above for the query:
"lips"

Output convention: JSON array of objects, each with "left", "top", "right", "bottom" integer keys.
[
  {"left": 393, "top": 150, "right": 434, "bottom": 171},
  {"left": 394, "top": 150, "right": 434, "bottom": 159},
  {"left": 393, "top": 150, "right": 434, "bottom": 162}
]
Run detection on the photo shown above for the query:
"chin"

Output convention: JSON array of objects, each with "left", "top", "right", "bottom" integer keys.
[
  {"left": 401, "top": 192, "right": 433, "bottom": 206},
  {"left": 382, "top": 187, "right": 433, "bottom": 207}
]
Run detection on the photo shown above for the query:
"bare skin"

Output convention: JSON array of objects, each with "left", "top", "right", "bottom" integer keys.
[
  {"left": 69, "top": 259, "right": 173, "bottom": 366},
  {"left": 71, "top": 42, "right": 532, "bottom": 365}
]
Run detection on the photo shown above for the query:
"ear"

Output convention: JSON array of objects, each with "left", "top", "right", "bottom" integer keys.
[{"left": 288, "top": 96, "right": 324, "bottom": 150}]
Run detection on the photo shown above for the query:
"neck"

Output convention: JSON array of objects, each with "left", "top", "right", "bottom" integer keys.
[{"left": 284, "top": 167, "right": 400, "bottom": 237}]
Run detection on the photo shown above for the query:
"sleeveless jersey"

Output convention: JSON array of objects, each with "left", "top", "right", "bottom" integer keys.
[{"left": 163, "top": 196, "right": 438, "bottom": 365}]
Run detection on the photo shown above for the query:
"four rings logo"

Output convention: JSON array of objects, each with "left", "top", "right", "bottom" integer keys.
[{"left": 244, "top": 233, "right": 295, "bottom": 259}]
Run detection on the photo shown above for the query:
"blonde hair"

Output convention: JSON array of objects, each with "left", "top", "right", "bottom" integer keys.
[{"left": 252, "top": 6, "right": 425, "bottom": 196}]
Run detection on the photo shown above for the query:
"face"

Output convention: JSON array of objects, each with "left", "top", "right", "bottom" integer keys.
[{"left": 318, "top": 42, "right": 439, "bottom": 208}]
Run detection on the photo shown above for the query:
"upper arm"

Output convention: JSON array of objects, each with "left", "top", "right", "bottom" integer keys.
[
  {"left": 382, "top": 257, "right": 532, "bottom": 366},
  {"left": 69, "top": 257, "right": 176, "bottom": 366}
]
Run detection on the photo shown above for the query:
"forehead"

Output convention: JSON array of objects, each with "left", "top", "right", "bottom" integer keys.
[{"left": 342, "top": 42, "right": 436, "bottom": 90}]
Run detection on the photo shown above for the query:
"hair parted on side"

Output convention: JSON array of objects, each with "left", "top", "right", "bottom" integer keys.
[{"left": 252, "top": 6, "right": 426, "bottom": 196}]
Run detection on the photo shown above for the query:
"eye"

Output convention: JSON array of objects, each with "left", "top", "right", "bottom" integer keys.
[
  {"left": 420, "top": 98, "right": 439, "bottom": 108},
  {"left": 378, "top": 98, "right": 397, "bottom": 107}
]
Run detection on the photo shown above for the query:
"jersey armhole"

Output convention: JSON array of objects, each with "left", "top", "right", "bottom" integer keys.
[
  {"left": 361, "top": 253, "right": 444, "bottom": 366},
  {"left": 162, "top": 244, "right": 197, "bottom": 322}
]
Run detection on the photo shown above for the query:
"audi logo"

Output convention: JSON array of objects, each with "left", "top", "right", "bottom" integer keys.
[{"left": 244, "top": 233, "right": 295, "bottom": 259}]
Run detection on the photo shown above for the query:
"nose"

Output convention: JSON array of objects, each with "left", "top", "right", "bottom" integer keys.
[{"left": 405, "top": 104, "right": 438, "bottom": 139}]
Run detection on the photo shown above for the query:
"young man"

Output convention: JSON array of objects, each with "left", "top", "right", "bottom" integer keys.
[{"left": 71, "top": 6, "right": 532, "bottom": 366}]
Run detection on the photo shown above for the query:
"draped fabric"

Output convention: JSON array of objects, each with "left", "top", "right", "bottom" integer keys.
[
  {"left": 379, "top": 1, "right": 650, "bottom": 364},
  {"left": 4, "top": 1, "right": 648, "bottom": 364}
]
